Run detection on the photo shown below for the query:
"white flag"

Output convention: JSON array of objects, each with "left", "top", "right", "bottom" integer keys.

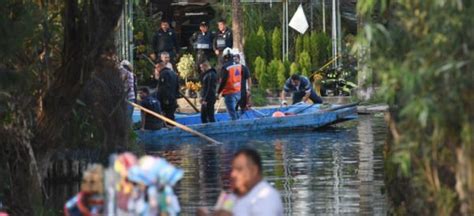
[{"left": 289, "top": 4, "right": 309, "bottom": 34}]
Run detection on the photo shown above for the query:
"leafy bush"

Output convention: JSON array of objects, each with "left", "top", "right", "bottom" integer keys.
[
  {"left": 290, "top": 62, "right": 299, "bottom": 75},
  {"left": 253, "top": 56, "right": 266, "bottom": 81},
  {"left": 272, "top": 27, "right": 282, "bottom": 60},
  {"left": 298, "top": 51, "right": 311, "bottom": 77}
]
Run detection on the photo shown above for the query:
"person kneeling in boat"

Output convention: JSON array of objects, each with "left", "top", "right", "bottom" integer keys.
[
  {"left": 138, "top": 87, "right": 164, "bottom": 130},
  {"left": 199, "top": 60, "right": 218, "bottom": 123},
  {"left": 280, "top": 74, "right": 323, "bottom": 105}
]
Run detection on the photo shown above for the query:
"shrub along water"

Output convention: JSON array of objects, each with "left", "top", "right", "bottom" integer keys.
[{"left": 356, "top": 0, "right": 474, "bottom": 214}]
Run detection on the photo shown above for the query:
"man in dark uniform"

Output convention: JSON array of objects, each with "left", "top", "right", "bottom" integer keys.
[
  {"left": 154, "top": 62, "right": 179, "bottom": 122},
  {"left": 213, "top": 19, "right": 233, "bottom": 68},
  {"left": 280, "top": 74, "right": 323, "bottom": 105},
  {"left": 199, "top": 61, "right": 218, "bottom": 123},
  {"left": 138, "top": 87, "right": 164, "bottom": 130},
  {"left": 152, "top": 20, "right": 179, "bottom": 62},
  {"left": 190, "top": 21, "right": 214, "bottom": 65}
]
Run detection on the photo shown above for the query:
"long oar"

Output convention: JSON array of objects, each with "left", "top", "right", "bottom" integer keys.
[
  {"left": 129, "top": 101, "right": 221, "bottom": 144},
  {"left": 179, "top": 91, "right": 200, "bottom": 113}
]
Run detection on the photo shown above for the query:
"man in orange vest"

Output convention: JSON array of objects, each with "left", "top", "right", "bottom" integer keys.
[{"left": 217, "top": 48, "right": 242, "bottom": 120}]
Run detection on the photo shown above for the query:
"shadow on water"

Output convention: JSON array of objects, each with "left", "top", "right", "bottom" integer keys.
[{"left": 47, "top": 115, "right": 388, "bottom": 215}]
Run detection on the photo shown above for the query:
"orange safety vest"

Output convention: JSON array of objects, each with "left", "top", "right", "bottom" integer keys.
[{"left": 222, "top": 64, "right": 242, "bottom": 95}]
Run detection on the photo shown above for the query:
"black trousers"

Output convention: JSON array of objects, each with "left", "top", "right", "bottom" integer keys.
[
  {"left": 200, "top": 99, "right": 216, "bottom": 123},
  {"left": 292, "top": 90, "right": 323, "bottom": 104},
  {"left": 161, "top": 103, "right": 177, "bottom": 122}
]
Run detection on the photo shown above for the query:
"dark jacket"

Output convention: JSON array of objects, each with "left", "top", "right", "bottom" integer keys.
[
  {"left": 190, "top": 31, "right": 213, "bottom": 50},
  {"left": 141, "top": 94, "right": 163, "bottom": 130},
  {"left": 200, "top": 68, "right": 217, "bottom": 102},
  {"left": 283, "top": 75, "right": 313, "bottom": 94},
  {"left": 213, "top": 27, "right": 233, "bottom": 51},
  {"left": 152, "top": 28, "right": 178, "bottom": 54},
  {"left": 157, "top": 67, "right": 179, "bottom": 106}
]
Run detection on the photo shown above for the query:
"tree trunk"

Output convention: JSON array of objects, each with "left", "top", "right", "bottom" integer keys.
[
  {"left": 232, "top": 0, "right": 246, "bottom": 64},
  {"left": 356, "top": 10, "right": 374, "bottom": 101},
  {"left": 36, "top": 0, "right": 123, "bottom": 149}
]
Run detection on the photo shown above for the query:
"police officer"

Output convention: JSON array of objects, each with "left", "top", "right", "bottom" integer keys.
[
  {"left": 190, "top": 21, "right": 214, "bottom": 65},
  {"left": 213, "top": 19, "right": 233, "bottom": 59},
  {"left": 152, "top": 20, "right": 179, "bottom": 62}
]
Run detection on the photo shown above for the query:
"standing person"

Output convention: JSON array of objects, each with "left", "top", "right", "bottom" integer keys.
[
  {"left": 199, "top": 61, "right": 218, "bottom": 123},
  {"left": 232, "top": 51, "right": 252, "bottom": 114},
  {"left": 155, "top": 62, "right": 179, "bottom": 122},
  {"left": 138, "top": 87, "right": 163, "bottom": 130},
  {"left": 120, "top": 60, "right": 136, "bottom": 120},
  {"left": 190, "top": 21, "right": 214, "bottom": 66},
  {"left": 217, "top": 48, "right": 241, "bottom": 120},
  {"left": 280, "top": 74, "right": 323, "bottom": 105},
  {"left": 152, "top": 20, "right": 179, "bottom": 62},
  {"left": 213, "top": 19, "right": 233, "bottom": 68}
]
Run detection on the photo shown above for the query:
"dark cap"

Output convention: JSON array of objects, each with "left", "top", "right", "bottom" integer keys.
[{"left": 199, "top": 21, "right": 208, "bottom": 27}]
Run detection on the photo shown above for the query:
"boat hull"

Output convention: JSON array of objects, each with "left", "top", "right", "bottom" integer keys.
[{"left": 136, "top": 104, "right": 357, "bottom": 145}]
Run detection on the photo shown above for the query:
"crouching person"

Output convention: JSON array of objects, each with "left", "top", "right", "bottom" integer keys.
[{"left": 138, "top": 87, "right": 164, "bottom": 130}]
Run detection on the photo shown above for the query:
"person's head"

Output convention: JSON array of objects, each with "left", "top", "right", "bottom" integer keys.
[
  {"left": 138, "top": 87, "right": 150, "bottom": 99},
  {"left": 217, "top": 19, "right": 226, "bottom": 32},
  {"left": 291, "top": 74, "right": 301, "bottom": 86},
  {"left": 160, "top": 52, "right": 170, "bottom": 64},
  {"left": 160, "top": 20, "right": 170, "bottom": 31},
  {"left": 199, "top": 60, "right": 211, "bottom": 73},
  {"left": 232, "top": 49, "right": 240, "bottom": 63},
  {"left": 154, "top": 62, "right": 166, "bottom": 78},
  {"left": 222, "top": 47, "right": 233, "bottom": 62},
  {"left": 120, "top": 60, "right": 133, "bottom": 72},
  {"left": 230, "top": 148, "right": 263, "bottom": 196},
  {"left": 199, "top": 21, "right": 208, "bottom": 33}
]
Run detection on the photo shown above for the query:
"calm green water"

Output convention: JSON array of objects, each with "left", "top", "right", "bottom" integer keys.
[{"left": 48, "top": 115, "right": 388, "bottom": 215}]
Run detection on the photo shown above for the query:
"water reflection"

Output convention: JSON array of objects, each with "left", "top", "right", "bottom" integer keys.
[{"left": 146, "top": 115, "right": 388, "bottom": 215}]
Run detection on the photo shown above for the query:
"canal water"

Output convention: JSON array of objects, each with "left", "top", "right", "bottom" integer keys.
[
  {"left": 147, "top": 114, "right": 388, "bottom": 215},
  {"left": 48, "top": 115, "right": 388, "bottom": 215}
]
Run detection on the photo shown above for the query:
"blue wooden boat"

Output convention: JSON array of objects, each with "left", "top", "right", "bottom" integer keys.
[{"left": 134, "top": 102, "right": 358, "bottom": 145}]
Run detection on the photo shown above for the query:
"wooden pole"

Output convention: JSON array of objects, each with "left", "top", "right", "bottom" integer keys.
[
  {"left": 179, "top": 91, "right": 200, "bottom": 113},
  {"left": 129, "top": 101, "right": 221, "bottom": 144}
]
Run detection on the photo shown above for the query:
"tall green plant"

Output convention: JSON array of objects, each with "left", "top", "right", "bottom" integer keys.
[
  {"left": 298, "top": 51, "right": 312, "bottom": 77},
  {"left": 253, "top": 56, "right": 266, "bottom": 81},
  {"left": 290, "top": 62, "right": 299, "bottom": 75},
  {"left": 256, "top": 26, "right": 268, "bottom": 60},
  {"left": 272, "top": 27, "right": 282, "bottom": 60},
  {"left": 295, "top": 35, "right": 303, "bottom": 60}
]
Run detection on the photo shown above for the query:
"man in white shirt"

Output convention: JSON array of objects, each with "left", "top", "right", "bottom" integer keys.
[
  {"left": 198, "top": 149, "right": 284, "bottom": 216},
  {"left": 230, "top": 148, "right": 284, "bottom": 216}
]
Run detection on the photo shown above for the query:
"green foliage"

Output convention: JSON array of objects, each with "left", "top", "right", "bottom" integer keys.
[
  {"left": 260, "top": 59, "right": 279, "bottom": 89},
  {"left": 0, "top": 0, "right": 40, "bottom": 62},
  {"left": 294, "top": 35, "right": 303, "bottom": 60},
  {"left": 256, "top": 26, "right": 268, "bottom": 60},
  {"left": 272, "top": 27, "right": 282, "bottom": 60},
  {"left": 297, "top": 51, "right": 311, "bottom": 77},
  {"left": 303, "top": 34, "right": 311, "bottom": 53},
  {"left": 244, "top": 25, "right": 267, "bottom": 73},
  {"left": 357, "top": 0, "right": 474, "bottom": 214},
  {"left": 290, "top": 62, "right": 299, "bottom": 75},
  {"left": 253, "top": 56, "right": 266, "bottom": 81},
  {"left": 312, "top": 32, "right": 332, "bottom": 67},
  {"left": 275, "top": 59, "right": 286, "bottom": 87},
  {"left": 250, "top": 88, "right": 268, "bottom": 106}
]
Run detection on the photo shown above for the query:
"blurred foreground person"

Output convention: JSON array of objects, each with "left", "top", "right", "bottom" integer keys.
[{"left": 198, "top": 148, "right": 283, "bottom": 216}]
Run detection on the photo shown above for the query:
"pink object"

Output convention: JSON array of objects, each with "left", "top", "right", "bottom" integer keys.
[
  {"left": 272, "top": 111, "right": 285, "bottom": 117},
  {"left": 0, "top": 212, "right": 9, "bottom": 216}
]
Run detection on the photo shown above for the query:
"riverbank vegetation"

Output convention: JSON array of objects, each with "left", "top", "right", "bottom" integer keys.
[
  {"left": 356, "top": 0, "right": 474, "bottom": 214},
  {"left": 0, "top": 0, "right": 133, "bottom": 214}
]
